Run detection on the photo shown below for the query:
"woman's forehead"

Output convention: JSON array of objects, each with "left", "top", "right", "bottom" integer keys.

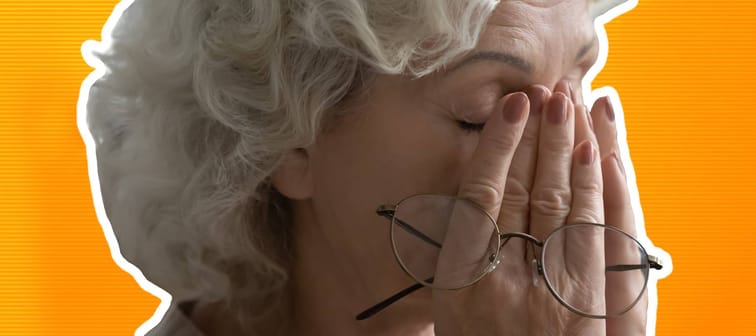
[
  {"left": 472, "top": 0, "right": 596, "bottom": 75},
  {"left": 486, "top": 0, "right": 592, "bottom": 38}
]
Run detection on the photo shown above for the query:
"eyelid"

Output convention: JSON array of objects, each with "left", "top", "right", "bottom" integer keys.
[
  {"left": 449, "top": 103, "right": 489, "bottom": 124},
  {"left": 446, "top": 85, "right": 520, "bottom": 128},
  {"left": 457, "top": 120, "right": 486, "bottom": 133},
  {"left": 448, "top": 103, "right": 487, "bottom": 133}
]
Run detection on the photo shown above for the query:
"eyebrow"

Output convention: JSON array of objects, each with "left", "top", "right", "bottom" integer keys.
[{"left": 447, "top": 38, "right": 598, "bottom": 75}]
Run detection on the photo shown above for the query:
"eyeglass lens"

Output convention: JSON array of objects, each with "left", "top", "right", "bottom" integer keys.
[
  {"left": 390, "top": 195, "right": 650, "bottom": 317},
  {"left": 391, "top": 194, "right": 499, "bottom": 290}
]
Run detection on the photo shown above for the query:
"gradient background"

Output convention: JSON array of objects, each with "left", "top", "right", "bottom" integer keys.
[{"left": 1, "top": 0, "right": 754, "bottom": 335}]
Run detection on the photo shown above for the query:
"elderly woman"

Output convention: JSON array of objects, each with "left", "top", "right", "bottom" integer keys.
[{"left": 84, "top": 0, "right": 663, "bottom": 334}]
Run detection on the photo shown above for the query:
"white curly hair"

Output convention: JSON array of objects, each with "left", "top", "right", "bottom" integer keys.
[{"left": 83, "top": 0, "right": 628, "bottom": 333}]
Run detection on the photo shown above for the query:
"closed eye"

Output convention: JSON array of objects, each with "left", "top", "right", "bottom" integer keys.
[{"left": 457, "top": 120, "right": 485, "bottom": 133}]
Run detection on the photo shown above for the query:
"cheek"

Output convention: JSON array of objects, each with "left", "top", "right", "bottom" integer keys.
[
  {"left": 313, "top": 116, "right": 468, "bottom": 209},
  {"left": 308, "top": 106, "right": 475, "bottom": 290},
  {"left": 374, "top": 117, "right": 473, "bottom": 200}
]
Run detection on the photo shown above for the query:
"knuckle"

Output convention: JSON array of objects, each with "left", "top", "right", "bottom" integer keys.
[
  {"left": 571, "top": 206, "right": 604, "bottom": 224},
  {"left": 459, "top": 181, "right": 502, "bottom": 212},
  {"left": 518, "top": 127, "right": 539, "bottom": 148},
  {"left": 543, "top": 145, "right": 573, "bottom": 160},
  {"left": 540, "top": 135, "right": 572, "bottom": 154},
  {"left": 530, "top": 187, "right": 571, "bottom": 218},
  {"left": 481, "top": 131, "right": 517, "bottom": 153},
  {"left": 501, "top": 177, "right": 530, "bottom": 212},
  {"left": 573, "top": 178, "right": 603, "bottom": 196}
]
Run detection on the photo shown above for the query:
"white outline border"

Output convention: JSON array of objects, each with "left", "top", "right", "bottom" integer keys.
[
  {"left": 584, "top": 1, "right": 674, "bottom": 335},
  {"left": 77, "top": 1, "right": 172, "bottom": 335},
  {"left": 76, "top": 1, "right": 673, "bottom": 335}
]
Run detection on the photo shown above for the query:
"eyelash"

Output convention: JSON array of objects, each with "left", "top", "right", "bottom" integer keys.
[{"left": 457, "top": 120, "right": 486, "bottom": 133}]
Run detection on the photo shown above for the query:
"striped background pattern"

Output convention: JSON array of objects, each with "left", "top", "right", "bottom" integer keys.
[{"left": 1, "top": 0, "right": 755, "bottom": 335}]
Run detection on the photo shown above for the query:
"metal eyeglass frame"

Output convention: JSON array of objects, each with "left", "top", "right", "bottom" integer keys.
[{"left": 355, "top": 195, "right": 663, "bottom": 320}]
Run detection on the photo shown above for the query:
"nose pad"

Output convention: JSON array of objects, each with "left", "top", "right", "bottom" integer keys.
[
  {"left": 485, "top": 253, "right": 501, "bottom": 273},
  {"left": 531, "top": 258, "right": 539, "bottom": 287}
]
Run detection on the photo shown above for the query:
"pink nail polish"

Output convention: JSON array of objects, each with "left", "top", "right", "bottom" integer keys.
[
  {"left": 503, "top": 92, "right": 528, "bottom": 123},
  {"left": 578, "top": 141, "right": 595, "bottom": 165},
  {"left": 525, "top": 86, "right": 547, "bottom": 116},
  {"left": 554, "top": 80, "right": 570, "bottom": 100},
  {"left": 547, "top": 94, "right": 567, "bottom": 125}
]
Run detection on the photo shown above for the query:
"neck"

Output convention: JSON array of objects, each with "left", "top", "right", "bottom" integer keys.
[{"left": 289, "top": 201, "right": 435, "bottom": 336}]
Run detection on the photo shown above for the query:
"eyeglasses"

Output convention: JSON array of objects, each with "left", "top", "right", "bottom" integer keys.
[{"left": 356, "top": 194, "right": 663, "bottom": 320}]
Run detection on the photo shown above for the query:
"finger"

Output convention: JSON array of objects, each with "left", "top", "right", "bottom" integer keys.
[
  {"left": 607, "top": 289, "right": 648, "bottom": 336},
  {"left": 563, "top": 93, "right": 606, "bottom": 307},
  {"left": 530, "top": 88, "right": 574, "bottom": 240},
  {"left": 457, "top": 92, "right": 529, "bottom": 218},
  {"left": 603, "top": 152, "right": 647, "bottom": 335},
  {"left": 568, "top": 81, "right": 582, "bottom": 106},
  {"left": 564, "top": 101, "right": 605, "bottom": 299},
  {"left": 568, "top": 102, "right": 603, "bottom": 227},
  {"left": 596, "top": 98, "right": 647, "bottom": 331},
  {"left": 443, "top": 92, "right": 529, "bottom": 286},
  {"left": 499, "top": 85, "right": 548, "bottom": 233},
  {"left": 593, "top": 96, "right": 634, "bottom": 234},
  {"left": 497, "top": 85, "right": 549, "bottom": 261},
  {"left": 603, "top": 152, "right": 634, "bottom": 234},
  {"left": 574, "top": 104, "right": 595, "bottom": 148},
  {"left": 592, "top": 96, "right": 619, "bottom": 160},
  {"left": 552, "top": 140, "right": 606, "bottom": 315},
  {"left": 567, "top": 144, "right": 603, "bottom": 225}
]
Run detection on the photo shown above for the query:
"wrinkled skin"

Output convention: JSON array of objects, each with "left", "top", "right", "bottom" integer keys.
[{"left": 265, "top": 0, "right": 649, "bottom": 335}]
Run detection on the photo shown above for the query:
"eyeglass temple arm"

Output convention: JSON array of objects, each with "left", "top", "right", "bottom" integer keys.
[
  {"left": 355, "top": 278, "right": 431, "bottom": 320},
  {"left": 359, "top": 255, "right": 665, "bottom": 320},
  {"left": 356, "top": 207, "right": 441, "bottom": 320},
  {"left": 605, "top": 255, "right": 663, "bottom": 272},
  {"left": 376, "top": 206, "right": 442, "bottom": 248}
]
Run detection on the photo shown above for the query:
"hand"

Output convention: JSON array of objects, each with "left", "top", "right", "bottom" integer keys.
[{"left": 432, "top": 82, "right": 646, "bottom": 335}]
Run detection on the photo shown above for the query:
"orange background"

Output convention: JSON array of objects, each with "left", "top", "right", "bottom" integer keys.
[{"left": 1, "top": 0, "right": 754, "bottom": 335}]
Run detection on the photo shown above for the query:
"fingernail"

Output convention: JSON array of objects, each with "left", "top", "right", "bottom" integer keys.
[
  {"left": 547, "top": 94, "right": 567, "bottom": 124},
  {"left": 503, "top": 92, "right": 529, "bottom": 123},
  {"left": 525, "top": 85, "right": 547, "bottom": 116},
  {"left": 604, "top": 97, "right": 615, "bottom": 122},
  {"left": 611, "top": 151, "right": 625, "bottom": 176},
  {"left": 577, "top": 140, "right": 595, "bottom": 165},
  {"left": 554, "top": 80, "right": 570, "bottom": 100},
  {"left": 585, "top": 105, "right": 594, "bottom": 131}
]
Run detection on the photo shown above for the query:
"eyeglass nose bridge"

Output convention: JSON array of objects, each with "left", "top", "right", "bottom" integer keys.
[
  {"left": 494, "top": 232, "right": 547, "bottom": 286},
  {"left": 499, "top": 232, "right": 545, "bottom": 247}
]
